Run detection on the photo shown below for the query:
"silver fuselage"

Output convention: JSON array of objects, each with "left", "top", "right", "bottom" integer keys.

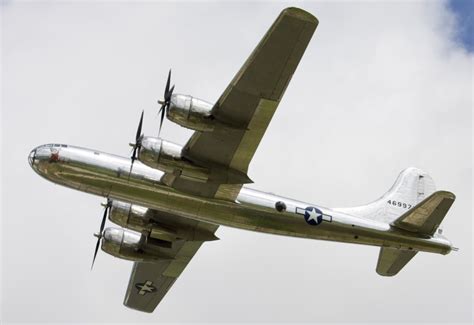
[{"left": 28, "top": 144, "right": 452, "bottom": 255}]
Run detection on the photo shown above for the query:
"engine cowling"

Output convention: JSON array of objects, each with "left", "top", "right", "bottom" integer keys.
[
  {"left": 168, "top": 94, "right": 214, "bottom": 131},
  {"left": 109, "top": 201, "right": 151, "bottom": 231},
  {"left": 108, "top": 200, "right": 219, "bottom": 242},
  {"left": 138, "top": 136, "right": 209, "bottom": 182},
  {"left": 109, "top": 201, "right": 176, "bottom": 242},
  {"left": 101, "top": 228, "right": 173, "bottom": 263}
]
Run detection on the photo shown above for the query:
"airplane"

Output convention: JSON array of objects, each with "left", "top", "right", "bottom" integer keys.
[{"left": 28, "top": 7, "right": 456, "bottom": 313}]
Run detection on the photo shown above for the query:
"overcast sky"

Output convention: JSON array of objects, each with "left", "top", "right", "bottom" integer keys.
[{"left": 2, "top": 1, "right": 472, "bottom": 323}]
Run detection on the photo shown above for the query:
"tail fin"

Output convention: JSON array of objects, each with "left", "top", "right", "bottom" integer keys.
[{"left": 335, "top": 167, "right": 437, "bottom": 224}]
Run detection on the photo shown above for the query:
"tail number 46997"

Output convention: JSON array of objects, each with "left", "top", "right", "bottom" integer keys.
[{"left": 387, "top": 200, "right": 412, "bottom": 209}]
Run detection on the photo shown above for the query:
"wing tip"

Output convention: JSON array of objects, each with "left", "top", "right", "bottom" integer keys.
[
  {"left": 436, "top": 190, "right": 456, "bottom": 201},
  {"left": 123, "top": 301, "right": 155, "bottom": 313},
  {"left": 376, "top": 269, "right": 397, "bottom": 277},
  {"left": 282, "top": 7, "right": 319, "bottom": 25}
]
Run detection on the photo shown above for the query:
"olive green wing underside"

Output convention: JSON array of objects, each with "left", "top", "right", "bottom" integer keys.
[
  {"left": 123, "top": 212, "right": 218, "bottom": 313},
  {"left": 392, "top": 191, "right": 455, "bottom": 235},
  {"left": 171, "top": 8, "right": 318, "bottom": 200}
]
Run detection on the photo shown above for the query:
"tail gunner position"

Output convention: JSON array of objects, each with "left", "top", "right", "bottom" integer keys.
[{"left": 28, "top": 8, "right": 456, "bottom": 313}]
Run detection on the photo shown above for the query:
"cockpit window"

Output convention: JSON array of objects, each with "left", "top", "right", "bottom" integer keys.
[{"left": 44, "top": 143, "right": 68, "bottom": 148}]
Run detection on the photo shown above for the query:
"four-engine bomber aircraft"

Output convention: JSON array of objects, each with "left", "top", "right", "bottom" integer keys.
[{"left": 29, "top": 7, "right": 456, "bottom": 313}]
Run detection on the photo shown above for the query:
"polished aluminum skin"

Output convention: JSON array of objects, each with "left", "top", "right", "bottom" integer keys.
[
  {"left": 139, "top": 137, "right": 209, "bottom": 182},
  {"left": 25, "top": 7, "right": 457, "bottom": 313},
  {"left": 29, "top": 143, "right": 453, "bottom": 255},
  {"left": 167, "top": 94, "right": 214, "bottom": 131}
]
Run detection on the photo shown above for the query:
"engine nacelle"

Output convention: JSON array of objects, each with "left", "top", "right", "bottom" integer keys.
[
  {"left": 138, "top": 136, "right": 209, "bottom": 182},
  {"left": 109, "top": 201, "right": 151, "bottom": 232},
  {"left": 109, "top": 201, "right": 177, "bottom": 242},
  {"left": 108, "top": 200, "right": 219, "bottom": 242},
  {"left": 101, "top": 228, "right": 173, "bottom": 263},
  {"left": 168, "top": 94, "right": 214, "bottom": 131}
]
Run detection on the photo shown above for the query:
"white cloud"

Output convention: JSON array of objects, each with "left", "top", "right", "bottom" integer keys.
[{"left": 2, "top": 1, "right": 472, "bottom": 323}]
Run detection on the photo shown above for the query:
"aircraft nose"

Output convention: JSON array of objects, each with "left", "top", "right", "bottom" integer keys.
[
  {"left": 28, "top": 149, "right": 36, "bottom": 168},
  {"left": 28, "top": 145, "right": 60, "bottom": 171}
]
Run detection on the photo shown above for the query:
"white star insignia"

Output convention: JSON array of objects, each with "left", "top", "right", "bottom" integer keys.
[
  {"left": 306, "top": 208, "right": 322, "bottom": 223},
  {"left": 137, "top": 280, "right": 156, "bottom": 295}
]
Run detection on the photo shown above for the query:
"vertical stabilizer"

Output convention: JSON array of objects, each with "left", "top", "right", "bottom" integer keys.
[{"left": 335, "top": 167, "right": 437, "bottom": 224}]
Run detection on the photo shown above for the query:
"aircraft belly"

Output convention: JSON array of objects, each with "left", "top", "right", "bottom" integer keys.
[
  {"left": 39, "top": 147, "right": 450, "bottom": 255},
  {"left": 67, "top": 174, "right": 443, "bottom": 254},
  {"left": 67, "top": 174, "right": 447, "bottom": 253}
]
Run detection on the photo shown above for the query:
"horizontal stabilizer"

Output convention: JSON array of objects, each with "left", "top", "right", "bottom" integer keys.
[
  {"left": 392, "top": 190, "right": 455, "bottom": 235},
  {"left": 376, "top": 247, "right": 417, "bottom": 276}
]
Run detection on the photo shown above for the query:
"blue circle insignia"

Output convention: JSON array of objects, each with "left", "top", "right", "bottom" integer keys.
[{"left": 304, "top": 206, "right": 323, "bottom": 226}]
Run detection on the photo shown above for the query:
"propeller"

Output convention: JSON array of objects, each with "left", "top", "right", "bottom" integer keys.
[
  {"left": 129, "top": 110, "right": 144, "bottom": 177},
  {"left": 91, "top": 198, "right": 112, "bottom": 270},
  {"left": 157, "top": 69, "right": 175, "bottom": 135}
]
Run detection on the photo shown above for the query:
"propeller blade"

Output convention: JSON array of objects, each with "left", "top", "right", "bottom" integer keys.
[
  {"left": 167, "top": 84, "right": 175, "bottom": 101},
  {"left": 129, "top": 145, "right": 139, "bottom": 178},
  {"left": 128, "top": 159, "right": 135, "bottom": 180},
  {"left": 130, "top": 110, "right": 144, "bottom": 175},
  {"left": 91, "top": 235, "right": 101, "bottom": 270},
  {"left": 99, "top": 205, "right": 108, "bottom": 234},
  {"left": 158, "top": 104, "right": 166, "bottom": 136},
  {"left": 91, "top": 202, "right": 110, "bottom": 270},
  {"left": 157, "top": 103, "right": 165, "bottom": 117},
  {"left": 157, "top": 69, "right": 174, "bottom": 135},
  {"left": 135, "top": 110, "right": 144, "bottom": 144},
  {"left": 168, "top": 84, "right": 175, "bottom": 96},
  {"left": 164, "top": 69, "right": 171, "bottom": 99}
]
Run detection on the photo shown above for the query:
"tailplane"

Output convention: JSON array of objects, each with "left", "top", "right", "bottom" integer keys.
[
  {"left": 392, "top": 190, "right": 455, "bottom": 236},
  {"left": 376, "top": 247, "right": 417, "bottom": 276}
]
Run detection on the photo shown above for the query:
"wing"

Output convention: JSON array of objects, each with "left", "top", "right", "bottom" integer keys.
[
  {"left": 123, "top": 211, "right": 218, "bottom": 313},
  {"left": 167, "top": 8, "right": 318, "bottom": 200},
  {"left": 392, "top": 191, "right": 455, "bottom": 235}
]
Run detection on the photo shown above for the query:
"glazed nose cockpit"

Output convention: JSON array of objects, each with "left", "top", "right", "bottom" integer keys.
[{"left": 28, "top": 144, "right": 67, "bottom": 170}]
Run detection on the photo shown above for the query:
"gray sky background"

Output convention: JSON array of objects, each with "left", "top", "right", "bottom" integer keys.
[{"left": 2, "top": 1, "right": 472, "bottom": 323}]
